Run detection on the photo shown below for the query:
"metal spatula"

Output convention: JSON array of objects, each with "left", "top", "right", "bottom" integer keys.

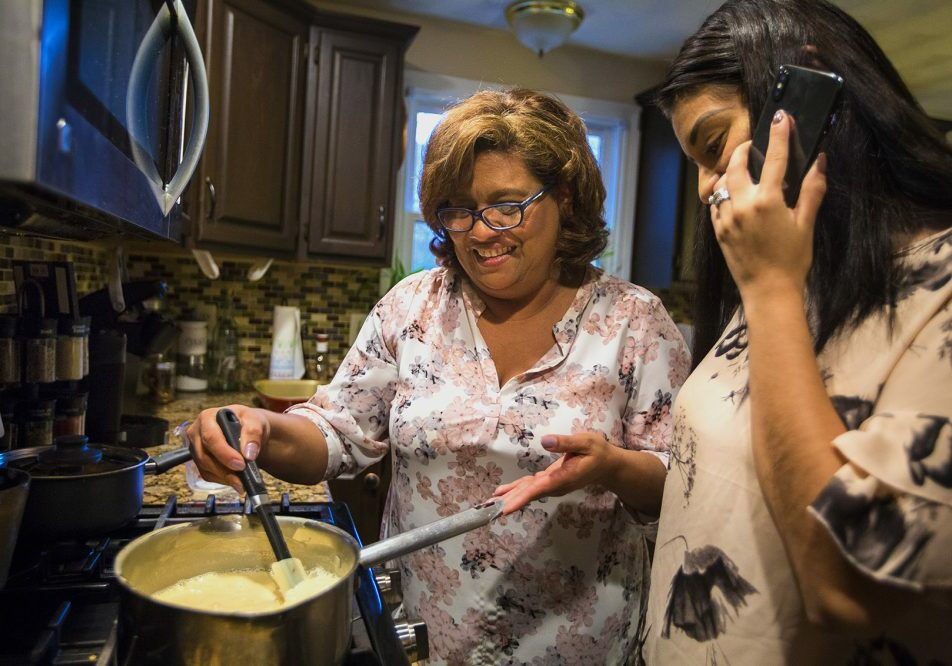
[{"left": 216, "top": 408, "right": 307, "bottom": 592}]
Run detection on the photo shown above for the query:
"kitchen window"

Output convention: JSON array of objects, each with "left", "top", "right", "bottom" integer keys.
[{"left": 393, "top": 73, "right": 639, "bottom": 279}]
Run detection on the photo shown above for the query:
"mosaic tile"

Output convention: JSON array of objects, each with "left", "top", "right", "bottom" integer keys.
[{"left": 1, "top": 235, "right": 382, "bottom": 387}]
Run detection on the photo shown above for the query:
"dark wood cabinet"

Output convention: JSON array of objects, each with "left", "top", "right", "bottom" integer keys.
[
  {"left": 302, "top": 29, "right": 401, "bottom": 261},
  {"left": 631, "top": 90, "right": 700, "bottom": 288},
  {"left": 192, "top": 0, "right": 307, "bottom": 253},
  {"left": 186, "top": 1, "right": 416, "bottom": 263},
  {"left": 326, "top": 455, "right": 392, "bottom": 545}
]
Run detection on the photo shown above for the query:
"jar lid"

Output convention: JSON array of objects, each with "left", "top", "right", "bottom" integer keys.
[
  {"left": 20, "top": 399, "right": 55, "bottom": 420},
  {"left": 58, "top": 318, "right": 90, "bottom": 336},
  {"left": 3, "top": 435, "right": 146, "bottom": 477},
  {"left": 22, "top": 318, "right": 57, "bottom": 338},
  {"left": 0, "top": 315, "right": 17, "bottom": 338},
  {"left": 53, "top": 392, "right": 88, "bottom": 415}
]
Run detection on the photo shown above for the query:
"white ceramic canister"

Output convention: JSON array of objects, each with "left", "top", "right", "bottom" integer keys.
[{"left": 175, "top": 320, "right": 208, "bottom": 391}]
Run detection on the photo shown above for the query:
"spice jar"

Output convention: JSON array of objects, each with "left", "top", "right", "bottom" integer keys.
[
  {"left": 22, "top": 318, "right": 57, "bottom": 384},
  {"left": 52, "top": 391, "right": 88, "bottom": 439},
  {"left": 56, "top": 318, "right": 89, "bottom": 381},
  {"left": 0, "top": 398, "right": 16, "bottom": 451},
  {"left": 0, "top": 316, "right": 18, "bottom": 385},
  {"left": 142, "top": 353, "right": 176, "bottom": 404},
  {"left": 80, "top": 316, "right": 90, "bottom": 378},
  {"left": 19, "top": 398, "right": 55, "bottom": 448}
]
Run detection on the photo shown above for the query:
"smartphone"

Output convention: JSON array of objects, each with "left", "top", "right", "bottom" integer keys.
[{"left": 747, "top": 64, "right": 844, "bottom": 207}]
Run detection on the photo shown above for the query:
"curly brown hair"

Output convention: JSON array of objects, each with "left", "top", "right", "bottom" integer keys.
[{"left": 419, "top": 88, "right": 608, "bottom": 276}]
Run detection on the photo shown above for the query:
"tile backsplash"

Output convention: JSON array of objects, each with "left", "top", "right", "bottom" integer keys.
[
  {"left": 3, "top": 233, "right": 695, "bottom": 386},
  {"left": 1, "top": 234, "right": 381, "bottom": 386},
  {"left": 1, "top": 235, "right": 109, "bottom": 310}
]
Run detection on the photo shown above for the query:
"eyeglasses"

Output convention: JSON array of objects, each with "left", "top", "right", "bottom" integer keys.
[{"left": 436, "top": 186, "right": 551, "bottom": 233}]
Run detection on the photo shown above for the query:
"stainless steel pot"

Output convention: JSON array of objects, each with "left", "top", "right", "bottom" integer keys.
[
  {"left": 0, "top": 435, "right": 191, "bottom": 540},
  {"left": 114, "top": 499, "right": 504, "bottom": 665}
]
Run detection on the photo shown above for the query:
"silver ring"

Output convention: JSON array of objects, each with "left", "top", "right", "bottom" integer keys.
[{"left": 708, "top": 188, "right": 731, "bottom": 207}]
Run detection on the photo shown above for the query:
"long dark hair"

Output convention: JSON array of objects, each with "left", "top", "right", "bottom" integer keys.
[{"left": 655, "top": 0, "right": 952, "bottom": 364}]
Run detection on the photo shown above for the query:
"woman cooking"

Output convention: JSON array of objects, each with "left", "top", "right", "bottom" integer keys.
[{"left": 185, "top": 88, "right": 689, "bottom": 663}]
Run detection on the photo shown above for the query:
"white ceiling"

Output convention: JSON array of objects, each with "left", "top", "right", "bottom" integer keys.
[{"left": 342, "top": 0, "right": 952, "bottom": 119}]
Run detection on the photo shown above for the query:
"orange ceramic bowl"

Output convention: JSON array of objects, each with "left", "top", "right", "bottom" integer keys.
[{"left": 253, "top": 379, "right": 320, "bottom": 412}]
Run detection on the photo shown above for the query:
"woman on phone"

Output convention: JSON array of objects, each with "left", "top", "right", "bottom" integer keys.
[
  {"left": 496, "top": 0, "right": 952, "bottom": 662},
  {"left": 644, "top": 0, "right": 952, "bottom": 662}
]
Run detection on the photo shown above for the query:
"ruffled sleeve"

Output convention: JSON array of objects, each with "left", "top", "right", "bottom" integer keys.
[
  {"left": 620, "top": 294, "right": 691, "bottom": 530},
  {"left": 287, "top": 272, "right": 429, "bottom": 479},
  {"left": 809, "top": 302, "right": 952, "bottom": 591}
]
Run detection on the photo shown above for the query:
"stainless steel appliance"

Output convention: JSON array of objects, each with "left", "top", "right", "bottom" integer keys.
[
  {"left": 0, "top": 495, "right": 429, "bottom": 665},
  {"left": 0, "top": 0, "right": 208, "bottom": 241}
]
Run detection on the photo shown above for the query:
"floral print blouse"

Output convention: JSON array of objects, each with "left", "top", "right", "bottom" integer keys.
[
  {"left": 644, "top": 228, "right": 952, "bottom": 664},
  {"left": 290, "top": 266, "right": 689, "bottom": 665}
]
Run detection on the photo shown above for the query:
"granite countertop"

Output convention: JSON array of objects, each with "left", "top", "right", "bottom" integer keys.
[{"left": 128, "top": 391, "right": 331, "bottom": 505}]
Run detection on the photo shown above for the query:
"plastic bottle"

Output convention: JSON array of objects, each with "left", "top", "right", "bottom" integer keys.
[
  {"left": 208, "top": 294, "right": 239, "bottom": 392},
  {"left": 313, "top": 333, "right": 331, "bottom": 383}
]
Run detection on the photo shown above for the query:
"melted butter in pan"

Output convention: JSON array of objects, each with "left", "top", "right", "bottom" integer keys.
[{"left": 153, "top": 565, "right": 339, "bottom": 613}]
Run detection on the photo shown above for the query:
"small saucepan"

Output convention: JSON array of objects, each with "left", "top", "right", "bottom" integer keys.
[
  {"left": 0, "top": 435, "right": 191, "bottom": 541},
  {"left": 114, "top": 499, "right": 504, "bottom": 665}
]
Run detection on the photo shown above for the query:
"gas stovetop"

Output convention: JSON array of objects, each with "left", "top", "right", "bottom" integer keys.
[{"left": 0, "top": 496, "right": 424, "bottom": 665}]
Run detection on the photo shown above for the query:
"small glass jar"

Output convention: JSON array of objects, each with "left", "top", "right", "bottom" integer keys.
[
  {"left": 142, "top": 353, "right": 176, "bottom": 404},
  {"left": 0, "top": 400, "right": 16, "bottom": 451},
  {"left": 19, "top": 398, "right": 55, "bottom": 448},
  {"left": 22, "top": 318, "right": 57, "bottom": 384},
  {"left": 0, "top": 316, "right": 19, "bottom": 385},
  {"left": 56, "top": 318, "right": 88, "bottom": 381},
  {"left": 53, "top": 391, "right": 88, "bottom": 439}
]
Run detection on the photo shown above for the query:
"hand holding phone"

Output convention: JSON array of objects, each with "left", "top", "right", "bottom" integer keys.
[{"left": 747, "top": 65, "right": 844, "bottom": 207}]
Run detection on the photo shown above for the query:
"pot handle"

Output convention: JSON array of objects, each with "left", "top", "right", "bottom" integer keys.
[
  {"left": 358, "top": 499, "right": 504, "bottom": 568},
  {"left": 146, "top": 446, "right": 192, "bottom": 474}
]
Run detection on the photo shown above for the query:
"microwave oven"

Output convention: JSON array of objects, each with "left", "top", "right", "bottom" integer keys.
[{"left": 0, "top": 0, "right": 208, "bottom": 241}]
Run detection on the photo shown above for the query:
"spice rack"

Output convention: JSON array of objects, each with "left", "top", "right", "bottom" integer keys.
[{"left": 1, "top": 261, "right": 89, "bottom": 452}]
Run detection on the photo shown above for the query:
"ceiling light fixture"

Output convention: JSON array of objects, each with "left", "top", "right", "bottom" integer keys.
[{"left": 505, "top": 1, "right": 585, "bottom": 58}]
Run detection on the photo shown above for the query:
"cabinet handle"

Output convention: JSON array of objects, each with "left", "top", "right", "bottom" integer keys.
[
  {"left": 378, "top": 205, "right": 386, "bottom": 240},
  {"left": 205, "top": 177, "right": 216, "bottom": 220},
  {"left": 364, "top": 472, "right": 381, "bottom": 491}
]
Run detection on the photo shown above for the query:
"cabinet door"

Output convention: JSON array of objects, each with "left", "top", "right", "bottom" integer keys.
[
  {"left": 194, "top": 0, "right": 307, "bottom": 253},
  {"left": 304, "top": 29, "right": 400, "bottom": 261},
  {"left": 326, "top": 456, "right": 392, "bottom": 545}
]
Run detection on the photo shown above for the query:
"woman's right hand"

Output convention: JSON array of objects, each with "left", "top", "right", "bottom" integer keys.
[{"left": 184, "top": 404, "right": 271, "bottom": 494}]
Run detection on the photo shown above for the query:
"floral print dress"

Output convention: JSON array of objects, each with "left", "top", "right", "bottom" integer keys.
[
  {"left": 644, "top": 228, "right": 952, "bottom": 664},
  {"left": 290, "top": 266, "right": 689, "bottom": 665}
]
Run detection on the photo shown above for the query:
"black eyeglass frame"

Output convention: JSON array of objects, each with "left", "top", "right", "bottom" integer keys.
[{"left": 435, "top": 185, "right": 553, "bottom": 233}]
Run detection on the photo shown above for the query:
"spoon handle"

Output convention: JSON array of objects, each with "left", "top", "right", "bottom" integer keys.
[{"left": 217, "top": 408, "right": 291, "bottom": 561}]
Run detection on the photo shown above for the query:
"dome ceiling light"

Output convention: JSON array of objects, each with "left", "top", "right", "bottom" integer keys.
[{"left": 505, "top": 1, "right": 585, "bottom": 58}]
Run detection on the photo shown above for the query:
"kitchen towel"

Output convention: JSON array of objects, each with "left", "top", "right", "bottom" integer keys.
[{"left": 269, "top": 305, "right": 305, "bottom": 380}]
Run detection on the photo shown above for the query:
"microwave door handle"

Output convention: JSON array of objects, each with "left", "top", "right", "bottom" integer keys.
[
  {"left": 126, "top": 9, "right": 165, "bottom": 202},
  {"left": 162, "top": 0, "right": 208, "bottom": 215},
  {"left": 126, "top": 0, "right": 209, "bottom": 217}
]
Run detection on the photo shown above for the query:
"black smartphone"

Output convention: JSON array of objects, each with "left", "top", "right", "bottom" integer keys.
[{"left": 747, "top": 64, "right": 844, "bottom": 207}]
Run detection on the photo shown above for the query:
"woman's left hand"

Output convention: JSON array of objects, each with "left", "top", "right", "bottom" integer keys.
[
  {"left": 492, "top": 432, "right": 618, "bottom": 515},
  {"left": 714, "top": 110, "right": 829, "bottom": 300}
]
